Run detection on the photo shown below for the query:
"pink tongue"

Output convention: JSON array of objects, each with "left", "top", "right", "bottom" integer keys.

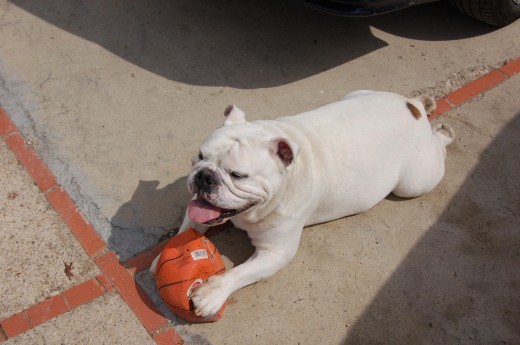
[{"left": 188, "top": 198, "right": 222, "bottom": 224}]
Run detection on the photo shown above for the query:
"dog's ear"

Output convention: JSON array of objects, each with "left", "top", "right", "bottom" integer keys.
[
  {"left": 223, "top": 105, "right": 246, "bottom": 126},
  {"left": 269, "top": 137, "right": 300, "bottom": 167}
]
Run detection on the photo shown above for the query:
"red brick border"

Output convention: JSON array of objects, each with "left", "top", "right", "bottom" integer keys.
[
  {"left": 444, "top": 70, "right": 509, "bottom": 106},
  {"left": 0, "top": 312, "right": 31, "bottom": 339},
  {"left": 0, "top": 108, "right": 16, "bottom": 136},
  {"left": 96, "top": 274, "right": 114, "bottom": 293},
  {"left": 0, "top": 56, "right": 518, "bottom": 344},
  {"left": 26, "top": 295, "right": 69, "bottom": 328},
  {"left": 428, "top": 98, "right": 453, "bottom": 120},
  {"left": 0, "top": 276, "right": 110, "bottom": 338},
  {"left": 95, "top": 252, "right": 168, "bottom": 334},
  {"left": 63, "top": 278, "right": 106, "bottom": 310},
  {"left": 3, "top": 132, "right": 58, "bottom": 193},
  {"left": 45, "top": 188, "right": 106, "bottom": 258},
  {"left": 500, "top": 58, "right": 520, "bottom": 76}
]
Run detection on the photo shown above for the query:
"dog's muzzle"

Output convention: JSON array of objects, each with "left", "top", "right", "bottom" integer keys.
[
  {"left": 188, "top": 169, "right": 254, "bottom": 225},
  {"left": 192, "top": 169, "right": 219, "bottom": 194}
]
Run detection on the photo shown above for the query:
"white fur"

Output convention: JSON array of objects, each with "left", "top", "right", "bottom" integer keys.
[{"left": 150, "top": 90, "right": 454, "bottom": 317}]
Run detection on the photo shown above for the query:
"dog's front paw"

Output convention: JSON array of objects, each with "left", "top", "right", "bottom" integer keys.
[{"left": 190, "top": 275, "right": 230, "bottom": 317}]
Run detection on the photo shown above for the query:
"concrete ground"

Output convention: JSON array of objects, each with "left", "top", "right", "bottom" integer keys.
[
  {"left": 0, "top": 136, "right": 158, "bottom": 344},
  {"left": 0, "top": 0, "right": 519, "bottom": 343}
]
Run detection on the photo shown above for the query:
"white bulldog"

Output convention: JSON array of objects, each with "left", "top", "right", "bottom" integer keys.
[{"left": 151, "top": 90, "right": 454, "bottom": 318}]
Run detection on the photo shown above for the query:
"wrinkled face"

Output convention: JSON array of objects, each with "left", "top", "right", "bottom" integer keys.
[{"left": 186, "top": 106, "right": 298, "bottom": 225}]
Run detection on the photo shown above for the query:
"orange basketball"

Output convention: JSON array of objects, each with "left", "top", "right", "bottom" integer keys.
[{"left": 154, "top": 228, "right": 227, "bottom": 323}]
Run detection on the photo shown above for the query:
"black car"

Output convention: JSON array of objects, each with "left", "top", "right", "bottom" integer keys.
[{"left": 290, "top": 0, "right": 520, "bottom": 26}]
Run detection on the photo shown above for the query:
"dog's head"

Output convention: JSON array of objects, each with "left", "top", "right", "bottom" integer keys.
[{"left": 187, "top": 105, "right": 299, "bottom": 225}]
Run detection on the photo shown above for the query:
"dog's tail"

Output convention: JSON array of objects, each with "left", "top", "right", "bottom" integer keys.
[{"left": 433, "top": 123, "right": 455, "bottom": 147}]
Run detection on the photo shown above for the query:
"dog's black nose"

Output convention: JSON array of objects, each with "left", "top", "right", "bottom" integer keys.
[{"left": 194, "top": 170, "right": 217, "bottom": 190}]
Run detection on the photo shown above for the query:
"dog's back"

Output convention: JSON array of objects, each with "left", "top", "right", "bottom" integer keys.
[{"left": 270, "top": 90, "right": 453, "bottom": 225}]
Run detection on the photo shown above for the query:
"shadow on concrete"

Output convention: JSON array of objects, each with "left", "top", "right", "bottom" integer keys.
[
  {"left": 108, "top": 173, "right": 255, "bottom": 262},
  {"left": 109, "top": 177, "right": 191, "bottom": 259},
  {"left": 10, "top": 0, "right": 494, "bottom": 89},
  {"left": 208, "top": 225, "right": 255, "bottom": 269},
  {"left": 344, "top": 113, "right": 520, "bottom": 344}
]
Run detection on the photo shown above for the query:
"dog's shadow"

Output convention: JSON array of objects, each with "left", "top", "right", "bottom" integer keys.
[
  {"left": 109, "top": 176, "right": 254, "bottom": 264},
  {"left": 208, "top": 225, "right": 255, "bottom": 269},
  {"left": 108, "top": 177, "right": 190, "bottom": 260}
]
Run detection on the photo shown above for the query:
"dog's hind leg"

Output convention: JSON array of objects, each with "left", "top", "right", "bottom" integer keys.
[
  {"left": 392, "top": 124, "right": 455, "bottom": 198},
  {"left": 433, "top": 123, "right": 455, "bottom": 147}
]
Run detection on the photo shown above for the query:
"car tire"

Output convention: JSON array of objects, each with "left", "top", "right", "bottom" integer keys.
[{"left": 448, "top": 0, "right": 520, "bottom": 26}]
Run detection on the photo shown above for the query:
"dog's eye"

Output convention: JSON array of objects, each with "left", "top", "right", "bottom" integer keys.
[
  {"left": 198, "top": 152, "right": 204, "bottom": 160},
  {"left": 230, "top": 171, "right": 248, "bottom": 180}
]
